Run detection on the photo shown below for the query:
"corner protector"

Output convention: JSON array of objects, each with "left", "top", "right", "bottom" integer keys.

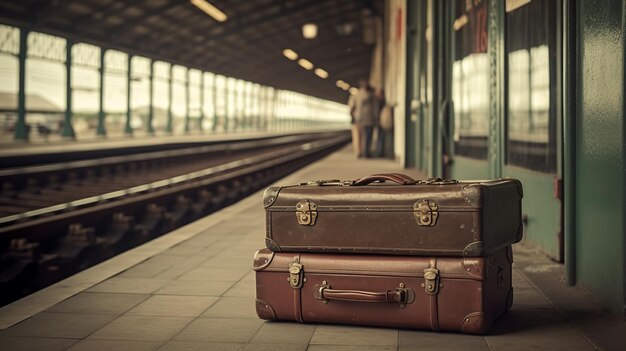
[
  {"left": 253, "top": 249, "right": 275, "bottom": 271},
  {"left": 263, "top": 186, "right": 281, "bottom": 208},
  {"left": 463, "top": 241, "right": 485, "bottom": 257},
  {"left": 265, "top": 237, "right": 281, "bottom": 252},
  {"left": 256, "top": 299, "right": 277, "bottom": 320},
  {"left": 461, "top": 311, "right": 491, "bottom": 335}
]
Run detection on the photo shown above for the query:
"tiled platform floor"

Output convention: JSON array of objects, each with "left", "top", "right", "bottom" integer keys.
[{"left": 0, "top": 147, "right": 624, "bottom": 350}]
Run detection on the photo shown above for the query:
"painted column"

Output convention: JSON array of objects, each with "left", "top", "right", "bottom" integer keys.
[
  {"left": 487, "top": 0, "right": 505, "bottom": 179},
  {"left": 166, "top": 64, "right": 173, "bottom": 133},
  {"left": 96, "top": 48, "right": 106, "bottom": 137},
  {"left": 184, "top": 68, "right": 190, "bottom": 133},
  {"left": 62, "top": 39, "right": 76, "bottom": 139},
  {"left": 124, "top": 54, "right": 133, "bottom": 135},
  {"left": 147, "top": 60, "right": 155, "bottom": 135},
  {"left": 15, "top": 28, "right": 28, "bottom": 140}
]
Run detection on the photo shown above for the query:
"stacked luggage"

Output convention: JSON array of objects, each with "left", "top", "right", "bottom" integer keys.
[{"left": 254, "top": 173, "right": 523, "bottom": 334}]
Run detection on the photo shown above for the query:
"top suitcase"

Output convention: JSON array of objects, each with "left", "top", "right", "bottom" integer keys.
[{"left": 263, "top": 173, "right": 523, "bottom": 257}]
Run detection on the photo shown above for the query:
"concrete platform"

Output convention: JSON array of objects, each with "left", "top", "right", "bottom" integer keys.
[
  {"left": 0, "top": 147, "right": 624, "bottom": 351},
  {"left": 0, "top": 128, "right": 337, "bottom": 158}
]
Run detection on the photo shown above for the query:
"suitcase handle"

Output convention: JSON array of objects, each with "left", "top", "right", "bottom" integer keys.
[
  {"left": 314, "top": 284, "right": 413, "bottom": 304},
  {"left": 352, "top": 173, "right": 417, "bottom": 186}
]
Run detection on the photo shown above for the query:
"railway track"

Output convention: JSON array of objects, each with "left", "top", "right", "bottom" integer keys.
[{"left": 0, "top": 131, "right": 350, "bottom": 306}]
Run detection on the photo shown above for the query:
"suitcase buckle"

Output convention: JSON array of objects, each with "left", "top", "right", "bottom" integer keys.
[
  {"left": 288, "top": 260, "right": 304, "bottom": 289},
  {"left": 422, "top": 268, "right": 440, "bottom": 295},
  {"left": 414, "top": 200, "right": 439, "bottom": 226},
  {"left": 296, "top": 200, "right": 318, "bottom": 226}
]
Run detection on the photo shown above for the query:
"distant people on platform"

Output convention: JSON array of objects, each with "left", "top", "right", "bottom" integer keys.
[
  {"left": 350, "top": 79, "right": 377, "bottom": 158},
  {"left": 375, "top": 88, "right": 394, "bottom": 159},
  {"left": 348, "top": 90, "right": 360, "bottom": 158},
  {"left": 348, "top": 80, "right": 393, "bottom": 159}
]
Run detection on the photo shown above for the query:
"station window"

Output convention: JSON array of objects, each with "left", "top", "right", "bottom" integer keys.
[
  {"left": 451, "top": 0, "right": 490, "bottom": 160},
  {"left": 505, "top": 0, "right": 558, "bottom": 173}
]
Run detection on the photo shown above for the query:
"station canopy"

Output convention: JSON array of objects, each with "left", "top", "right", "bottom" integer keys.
[{"left": 0, "top": 0, "right": 378, "bottom": 103}]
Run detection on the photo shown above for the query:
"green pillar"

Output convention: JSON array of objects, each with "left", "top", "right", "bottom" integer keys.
[
  {"left": 147, "top": 60, "right": 155, "bottom": 135},
  {"left": 15, "top": 28, "right": 28, "bottom": 141},
  {"left": 487, "top": 0, "right": 505, "bottom": 179},
  {"left": 166, "top": 64, "right": 173, "bottom": 133},
  {"left": 96, "top": 48, "right": 106, "bottom": 137},
  {"left": 124, "top": 54, "right": 133, "bottom": 135},
  {"left": 62, "top": 39, "right": 76, "bottom": 139},
  {"left": 198, "top": 72, "right": 204, "bottom": 132},
  {"left": 184, "top": 68, "right": 190, "bottom": 133}
]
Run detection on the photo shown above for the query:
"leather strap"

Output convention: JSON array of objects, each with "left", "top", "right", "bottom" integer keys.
[
  {"left": 318, "top": 288, "right": 408, "bottom": 304},
  {"left": 352, "top": 173, "right": 417, "bottom": 186},
  {"left": 292, "top": 254, "right": 304, "bottom": 322},
  {"left": 429, "top": 258, "right": 440, "bottom": 331}
]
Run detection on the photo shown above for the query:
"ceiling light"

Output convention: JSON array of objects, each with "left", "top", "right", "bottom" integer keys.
[
  {"left": 190, "top": 0, "right": 228, "bottom": 22},
  {"left": 341, "top": 84, "right": 350, "bottom": 91},
  {"left": 453, "top": 14, "right": 468, "bottom": 31},
  {"left": 282, "top": 49, "right": 298, "bottom": 60},
  {"left": 302, "top": 23, "right": 318, "bottom": 39},
  {"left": 298, "top": 58, "right": 314, "bottom": 70},
  {"left": 336, "top": 80, "right": 345, "bottom": 88},
  {"left": 349, "top": 87, "right": 358, "bottom": 95},
  {"left": 314, "top": 68, "right": 328, "bottom": 79}
]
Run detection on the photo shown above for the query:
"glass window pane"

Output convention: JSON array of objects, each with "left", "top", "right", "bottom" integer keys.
[
  {"left": 505, "top": 0, "right": 557, "bottom": 173},
  {"left": 452, "top": 0, "right": 489, "bottom": 159}
]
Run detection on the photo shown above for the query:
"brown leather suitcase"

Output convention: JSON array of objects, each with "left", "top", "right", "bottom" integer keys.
[
  {"left": 264, "top": 174, "right": 522, "bottom": 257},
  {"left": 254, "top": 246, "right": 513, "bottom": 334}
]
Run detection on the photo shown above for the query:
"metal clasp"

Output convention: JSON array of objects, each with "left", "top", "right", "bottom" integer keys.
[
  {"left": 422, "top": 268, "right": 440, "bottom": 295},
  {"left": 288, "top": 259, "right": 304, "bottom": 289},
  {"left": 414, "top": 199, "right": 439, "bottom": 226},
  {"left": 296, "top": 199, "right": 318, "bottom": 225}
]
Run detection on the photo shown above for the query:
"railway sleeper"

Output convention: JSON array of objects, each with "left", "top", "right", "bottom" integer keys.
[
  {"left": 99, "top": 212, "right": 139, "bottom": 254},
  {"left": 190, "top": 190, "right": 213, "bottom": 217},
  {"left": 57, "top": 224, "right": 105, "bottom": 273},
  {"left": 134, "top": 203, "right": 167, "bottom": 237}
]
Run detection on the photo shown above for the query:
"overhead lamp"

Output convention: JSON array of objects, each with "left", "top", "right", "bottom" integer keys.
[
  {"left": 302, "top": 23, "right": 318, "bottom": 39},
  {"left": 341, "top": 84, "right": 350, "bottom": 91},
  {"left": 453, "top": 14, "right": 468, "bottom": 31},
  {"left": 314, "top": 68, "right": 328, "bottom": 79},
  {"left": 190, "top": 0, "right": 228, "bottom": 22},
  {"left": 349, "top": 87, "right": 358, "bottom": 95},
  {"left": 336, "top": 80, "right": 345, "bottom": 88},
  {"left": 298, "top": 58, "right": 314, "bottom": 70},
  {"left": 282, "top": 49, "right": 298, "bottom": 60}
]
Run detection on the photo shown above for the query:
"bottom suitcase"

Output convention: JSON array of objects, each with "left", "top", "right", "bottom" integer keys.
[{"left": 254, "top": 246, "right": 513, "bottom": 334}]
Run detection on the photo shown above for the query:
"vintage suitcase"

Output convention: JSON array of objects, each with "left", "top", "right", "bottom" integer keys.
[
  {"left": 263, "top": 174, "right": 523, "bottom": 257},
  {"left": 254, "top": 246, "right": 513, "bottom": 334}
]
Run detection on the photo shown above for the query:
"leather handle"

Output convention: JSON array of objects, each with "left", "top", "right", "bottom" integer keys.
[
  {"left": 352, "top": 173, "right": 417, "bottom": 186},
  {"left": 315, "top": 285, "right": 410, "bottom": 304}
]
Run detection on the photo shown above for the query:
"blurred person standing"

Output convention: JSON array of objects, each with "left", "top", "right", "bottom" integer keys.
[
  {"left": 353, "top": 79, "right": 377, "bottom": 158},
  {"left": 348, "top": 93, "right": 360, "bottom": 157},
  {"left": 376, "top": 89, "right": 394, "bottom": 158}
]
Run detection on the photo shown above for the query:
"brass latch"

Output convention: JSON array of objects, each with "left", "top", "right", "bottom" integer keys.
[
  {"left": 414, "top": 199, "right": 438, "bottom": 226},
  {"left": 422, "top": 268, "right": 440, "bottom": 295},
  {"left": 296, "top": 199, "right": 318, "bottom": 226},
  {"left": 288, "top": 259, "right": 304, "bottom": 289}
]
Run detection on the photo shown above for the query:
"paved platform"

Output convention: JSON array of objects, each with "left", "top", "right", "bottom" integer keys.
[
  {"left": 0, "top": 128, "right": 338, "bottom": 158},
  {"left": 0, "top": 147, "right": 624, "bottom": 351}
]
